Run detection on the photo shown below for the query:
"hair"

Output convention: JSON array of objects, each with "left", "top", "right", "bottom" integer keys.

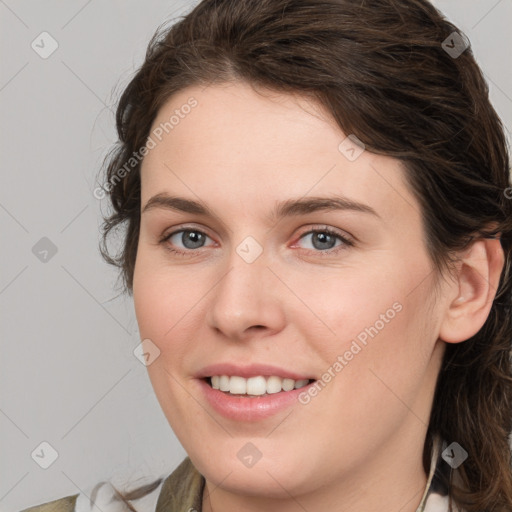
[{"left": 98, "top": 0, "right": 512, "bottom": 510}]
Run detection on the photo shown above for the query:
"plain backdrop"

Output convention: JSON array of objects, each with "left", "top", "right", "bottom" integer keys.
[{"left": 1, "top": 1, "right": 511, "bottom": 510}]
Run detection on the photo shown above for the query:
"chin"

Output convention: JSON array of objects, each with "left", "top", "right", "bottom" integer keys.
[{"left": 188, "top": 442, "right": 320, "bottom": 498}]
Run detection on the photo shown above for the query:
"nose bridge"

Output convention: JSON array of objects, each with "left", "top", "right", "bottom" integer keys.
[{"left": 206, "top": 236, "right": 284, "bottom": 339}]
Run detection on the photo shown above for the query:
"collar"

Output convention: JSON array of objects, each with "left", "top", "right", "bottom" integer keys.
[
  {"left": 418, "top": 434, "right": 466, "bottom": 512},
  {"left": 155, "top": 456, "right": 204, "bottom": 512}
]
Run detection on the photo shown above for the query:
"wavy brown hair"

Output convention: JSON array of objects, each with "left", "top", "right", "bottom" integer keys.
[{"left": 98, "top": 0, "right": 512, "bottom": 510}]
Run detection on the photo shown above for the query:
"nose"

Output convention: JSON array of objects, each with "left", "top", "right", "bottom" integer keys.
[{"left": 205, "top": 244, "right": 286, "bottom": 342}]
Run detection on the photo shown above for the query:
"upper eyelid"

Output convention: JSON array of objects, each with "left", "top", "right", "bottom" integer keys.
[{"left": 161, "top": 225, "right": 216, "bottom": 243}]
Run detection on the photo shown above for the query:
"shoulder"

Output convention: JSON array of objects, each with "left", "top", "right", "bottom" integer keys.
[
  {"left": 19, "top": 494, "right": 80, "bottom": 512},
  {"left": 19, "top": 457, "right": 204, "bottom": 512}
]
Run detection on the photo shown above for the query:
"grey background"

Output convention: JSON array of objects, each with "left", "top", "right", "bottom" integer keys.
[{"left": 1, "top": 1, "right": 511, "bottom": 511}]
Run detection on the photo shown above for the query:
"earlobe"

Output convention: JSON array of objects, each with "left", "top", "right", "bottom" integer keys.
[{"left": 438, "top": 236, "right": 504, "bottom": 344}]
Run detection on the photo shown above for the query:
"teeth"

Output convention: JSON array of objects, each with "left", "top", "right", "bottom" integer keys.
[
  {"left": 229, "top": 376, "right": 246, "bottom": 394},
  {"left": 247, "top": 376, "right": 267, "bottom": 395},
  {"left": 219, "top": 375, "right": 230, "bottom": 391},
  {"left": 209, "top": 375, "right": 311, "bottom": 395}
]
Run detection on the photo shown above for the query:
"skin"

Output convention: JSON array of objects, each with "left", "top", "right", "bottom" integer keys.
[{"left": 132, "top": 81, "right": 504, "bottom": 512}]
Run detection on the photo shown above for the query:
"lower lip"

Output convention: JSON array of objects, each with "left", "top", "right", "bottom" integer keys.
[{"left": 197, "top": 378, "right": 316, "bottom": 421}]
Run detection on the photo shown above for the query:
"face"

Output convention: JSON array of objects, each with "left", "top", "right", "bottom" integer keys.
[{"left": 133, "top": 81, "right": 447, "bottom": 499}]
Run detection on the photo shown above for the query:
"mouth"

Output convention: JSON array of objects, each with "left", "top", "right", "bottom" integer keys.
[{"left": 203, "top": 375, "right": 316, "bottom": 397}]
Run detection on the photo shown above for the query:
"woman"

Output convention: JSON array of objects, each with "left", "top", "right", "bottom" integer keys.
[{"left": 22, "top": 0, "right": 512, "bottom": 511}]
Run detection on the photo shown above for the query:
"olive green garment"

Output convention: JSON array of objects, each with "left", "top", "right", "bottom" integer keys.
[
  {"left": 19, "top": 457, "right": 205, "bottom": 512},
  {"left": 19, "top": 494, "right": 79, "bottom": 512}
]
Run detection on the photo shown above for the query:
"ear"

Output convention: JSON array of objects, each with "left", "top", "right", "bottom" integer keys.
[{"left": 439, "top": 236, "right": 505, "bottom": 344}]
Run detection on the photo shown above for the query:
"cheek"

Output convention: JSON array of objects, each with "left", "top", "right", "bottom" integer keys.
[
  {"left": 133, "top": 261, "right": 201, "bottom": 426},
  {"left": 133, "top": 248, "right": 194, "bottom": 341},
  {"left": 331, "top": 287, "right": 436, "bottom": 423},
  {"left": 133, "top": 271, "right": 167, "bottom": 341},
  {"left": 300, "top": 256, "right": 437, "bottom": 405},
  {"left": 287, "top": 264, "right": 402, "bottom": 354},
  {"left": 132, "top": 253, "right": 211, "bottom": 384}
]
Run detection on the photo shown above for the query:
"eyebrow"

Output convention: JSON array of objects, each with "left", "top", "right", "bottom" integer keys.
[{"left": 142, "top": 193, "right": 380, "bottom": 220}]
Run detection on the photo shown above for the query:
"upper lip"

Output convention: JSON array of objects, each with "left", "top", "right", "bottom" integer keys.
[{"left": 195, "top": 363, "right": 315, "bottom": 381}]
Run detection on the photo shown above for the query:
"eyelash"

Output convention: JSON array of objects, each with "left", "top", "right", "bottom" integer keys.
[{"left": 159, "top": 225, "right": 354, "bottom": 258}]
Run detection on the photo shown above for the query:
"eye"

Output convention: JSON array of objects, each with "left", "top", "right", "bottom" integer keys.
[
  {"left": 294, "top": 226, "right": 353, "bottom": 255},
  {"left": 160, "top": 228, "right": 215, "bottom": 256},
  {"left": 159, "top": 225, "right": 354, "bottom": 258}
]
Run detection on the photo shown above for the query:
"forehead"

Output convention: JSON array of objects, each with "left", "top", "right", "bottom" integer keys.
[{"left": 140, "top": 81, "right": 419, "bottom": 226}]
